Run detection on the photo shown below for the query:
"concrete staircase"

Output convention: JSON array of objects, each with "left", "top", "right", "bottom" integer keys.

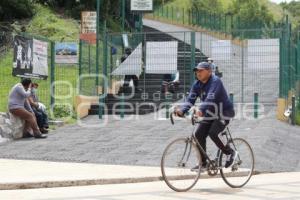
[{"left": 88, "top": 26, "right": 206, "bottom": 115}]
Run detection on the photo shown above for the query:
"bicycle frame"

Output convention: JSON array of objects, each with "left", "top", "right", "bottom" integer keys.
[{"left": 190, "top": 124, "right": 236, "bottom": 169}]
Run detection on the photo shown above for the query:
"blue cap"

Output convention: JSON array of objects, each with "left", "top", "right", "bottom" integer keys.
[{"left": 193, "top": 62, "right": 211, "bottom": 71}]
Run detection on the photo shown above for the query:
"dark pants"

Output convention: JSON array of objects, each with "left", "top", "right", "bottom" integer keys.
[
  {"left": 195, "top": 119, "right": 233, "bottom": 165},
  {"left": 123, "top": 75, "right": 138, "bottom": 87},
  {"left": 33, "top": 109, "right": 49, "bottom": 129}
]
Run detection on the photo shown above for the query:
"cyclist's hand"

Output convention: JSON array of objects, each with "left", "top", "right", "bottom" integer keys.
[
  {"left": 196, "top": 110, "right": 203, "bottom": 117},
  {"left": 174, "top": 108, "right": 184, "bottom": 117}
]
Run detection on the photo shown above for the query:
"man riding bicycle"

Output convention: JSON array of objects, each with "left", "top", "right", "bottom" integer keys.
[{"left": 175, "top": 62, "right": 237, "bottom": 171}]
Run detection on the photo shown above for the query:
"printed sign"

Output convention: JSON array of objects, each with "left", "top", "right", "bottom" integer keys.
[
  {"left": 131, "top": 0, "right": 153, "bottom": 12},
  {"left": 12, "top": 36, "right": 48, "bottom": 79},
  {"left": 32, "top": 39, "right": 48, "bottom": 79},
  {"left": 81, "top": 11, "right": 97, "bottom": 33},
  {"left": 145, "top": 41, "right": 178, "bottom": 74},
  {"left": 55, "top": 43, "right": 78, "bottom": 64}
]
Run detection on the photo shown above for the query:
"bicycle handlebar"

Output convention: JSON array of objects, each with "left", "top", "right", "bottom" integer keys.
[{"left": 169, "top": 107, "right": 203, "bottom": 125}]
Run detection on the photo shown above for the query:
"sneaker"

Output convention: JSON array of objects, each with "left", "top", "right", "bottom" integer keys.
[
  {"left": 34, "top": 133, "right": 47, "bottom": 139},
  {"left": 225, "top": 150, "right": 238, "bottom": 168},
  {"left": 23, "top": 132, "right": 33, "bottom": 138},
  {"left": 191, "top": 163, "right": 207, "bottom": 172},
  {"left": 135, "top": 88, "right": 143, "bottom": 93},
  {"left": 40, "top": 128, "right": 49, "bottom": 134}
]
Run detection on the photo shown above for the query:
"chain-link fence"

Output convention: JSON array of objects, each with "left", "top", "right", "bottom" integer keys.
[
  {"left": 145, "top": 9, "right": 300, "bottom": 123},
  {"left": 1, "top": 19, "right": 299, "bottom": 123},
  {"left": 77, "top": 26, "right": 287, "bottom": 116},
  {"left": 280, "top": 17, "right": 300, "bottom": 124}
]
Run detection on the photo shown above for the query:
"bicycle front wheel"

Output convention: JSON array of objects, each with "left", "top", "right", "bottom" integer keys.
[
  {"left": 161, "top": 137, "right": 202, "bottom": 192},
  {"left": 219, "top": 138, "right": 255, "bottom": 188}
]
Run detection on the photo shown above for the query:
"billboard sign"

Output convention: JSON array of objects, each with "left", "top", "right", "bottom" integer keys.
[
  {"left": 55, "top": 43, "right": 78, "bottom": 64},
  {"left": 13, "top": 36, "right": 48, "bottom": 79}
]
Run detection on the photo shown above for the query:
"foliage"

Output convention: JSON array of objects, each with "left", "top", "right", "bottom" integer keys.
[
  {"left": 229, "top": 0, "right": 274, "bottom": 28},
  {"left": 51, "top": 104, "right": 76, "bottom": 120},
  {"left": 280, "top": 1, "right": 300, "bottom": 39},
  {"left": 27, "top": 4, "right": 79, "bottom": 41},
  {"left": 190, "top": 0, "right": 223, "bottom": 14},
  {"left": 0, "top": 0, "right": 35, "bottom": 21}
]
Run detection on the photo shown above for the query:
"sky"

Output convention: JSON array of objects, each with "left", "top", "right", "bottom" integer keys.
[{"left": 269, "top": 0, "right": 295, "bottom": 4}]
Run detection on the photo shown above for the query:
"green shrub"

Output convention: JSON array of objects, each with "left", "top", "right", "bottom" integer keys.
[{"left": 51, "top": 104, "right": 74, "bottom": 119}]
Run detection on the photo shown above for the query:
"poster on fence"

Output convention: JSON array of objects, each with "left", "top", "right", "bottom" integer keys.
[
  {"left": 32, "top": 39, "right": 48, "bottom": 79},
  {"left": 111, "top": 43, "right": 143, "bottom": 75},
  {"left": 12, "top": 35, "right": 33, "bottom": 77},
  {"left": 211, "top": 40, "right": 231, "bottom": 61},
  {"left": 13, "top": 37, "right": 48, "bottom": 79},
  {"left": 247, "top": 39, "right": 279, "bottom": 69},
  {"left": 145, "top": 41, "right": 178, "bottom": 74},
  {"left": 55, "top": 43, "right": 78, "bottom": 64}
]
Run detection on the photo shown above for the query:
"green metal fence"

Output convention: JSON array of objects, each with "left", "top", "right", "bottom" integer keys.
[
  {"left": 1, "top": 15, "right": 299, "bottom": 123},
  {"left": 150, "top": 5, "right": 283, "bottom": 39},
  {"left": 279, "top": 16, "right": 300, "bottom": 124}
]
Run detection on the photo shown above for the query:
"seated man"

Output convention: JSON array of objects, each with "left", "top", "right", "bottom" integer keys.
[
  {"left": 28, "top": 83, "right": 49, "bottom": 134},
  {"left": 8, "top": 79, "right": 47, "bottom": 139}
]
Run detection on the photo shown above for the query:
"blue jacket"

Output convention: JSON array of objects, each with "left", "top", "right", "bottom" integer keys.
[{"left": 181, "top": 75, "right": 234, "bottom": 118}]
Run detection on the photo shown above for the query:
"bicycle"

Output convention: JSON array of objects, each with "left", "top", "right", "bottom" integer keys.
[{"left": 160, "top": 108, "right": 255, "bottom": 192}]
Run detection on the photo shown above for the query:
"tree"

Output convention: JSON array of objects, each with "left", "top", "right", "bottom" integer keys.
[
  {"left": 229, "top": 0, "right": 274, "bottom": 29},
  {"left": 0, "top": 0, "right": 34, "bottom": 21}
]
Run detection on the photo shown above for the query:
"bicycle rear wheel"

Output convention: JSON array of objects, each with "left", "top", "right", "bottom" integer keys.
[
  {"left": 161, "top": 137, "right": 202, "bottom": 192},
  {"left": 219, "top": 138, "right": 255, "bottom": 188}
]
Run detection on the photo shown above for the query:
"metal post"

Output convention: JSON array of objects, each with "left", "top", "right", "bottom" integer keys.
[
  {"left": 103, "top": 21, "right": 107, "bottom": 87},
  {"left": 96, "top": 0, "right": 101, "bottom": 119},
  {"left": 99, "top": 21, "right": 107, "bottom": 119},
  {"left": 165, "top": 95, "right": 171, "bottom": 119},
  {"left": 171, "top": 6, "right": 174, "bottom": 22},
  {"left": 121, "top": 0, "right": 125, "bottom": 33},
  {"left": 230, "top": 93, "right": 234, "bottom": 103},
  {"left": 191, "top": 32, "right": 195, "bottom": 84},
  {"left": 79, "top": 40, "right": 82, "bottom": 77},
  {"left": 292, "top": 95, "right": 296, "bottom": 125},
  {"left": 120, "top": 93, "right": 124, "bottom": 119},
  {"left": 166, "top": 6, "right": 169, "bottom": 19},
  {"left": 88, "top": 43, "right": 91, "bottom": 74},
  {"left": 225, "top": 15, "right": 227, "bottom": 34},
  {"left": 279, "top": 37, "right": 283, "bottom": 98},
  {"left": 96, "top": 0, "right": 100, "bottom": 86},
  {"left": 254, "top": 92, "right": 258, "bottom": 119},
  {"left": 139, "top": 13, "right": 143, "bottom": 32},
  {"left": 241, "top": 31, "right": 245, "bottom": 103},
  {"left": 50, "top": 41, "right": 55, "bottom": 107},
  {"left": 182, "top": 8, "right": 185, "bottom": 24}
]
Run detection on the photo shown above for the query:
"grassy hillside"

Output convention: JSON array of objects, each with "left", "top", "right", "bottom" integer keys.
[
  {"left": 27, "top": 4, "right": 79, "bottom": 41},
  {"left": 164, "top": 0, "right": 288, "bottom": 23}
]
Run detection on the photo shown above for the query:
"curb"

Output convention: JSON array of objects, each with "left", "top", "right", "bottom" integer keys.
[{"left": 0, "top": 171, "right": 260, "bottom": 190}]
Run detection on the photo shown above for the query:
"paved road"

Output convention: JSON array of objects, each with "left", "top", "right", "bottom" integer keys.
[
  {"left": 0, "top": 106, "right": 299, "bottom": 173},
  {"left": 0, "top": 172, "right": 299, "bottom": 200}
]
